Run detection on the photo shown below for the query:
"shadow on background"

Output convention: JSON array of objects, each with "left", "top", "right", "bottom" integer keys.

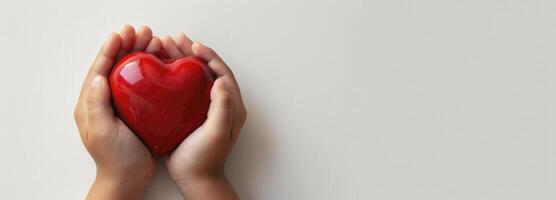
[{"left": 226, "top": 101, "right": 274, "bottom": 199}]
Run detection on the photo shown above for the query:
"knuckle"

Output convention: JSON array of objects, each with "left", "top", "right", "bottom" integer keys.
[
  {"left": 205, "top": 45, "right": 214, "bottom": 52},
  {"left": 239, "top": 107, "right": 247, "bottom": 123},
  {"left": 86, "top": 95, "right": 101, "bottom": 109},
  {"left": 218, "top": 92, "right": 233, "bottom": 109},
  {"left": 88, "top": 125, "right": 112, "bottom": 142},
  {"left": 242, "top": 107, "right": 248, "bottom": 118},
  {"left": 73, "top": 107, "right": 81, "bottom": 122},
  {"left": 206, "top": 46, "right": 218, "bottom": 57}
]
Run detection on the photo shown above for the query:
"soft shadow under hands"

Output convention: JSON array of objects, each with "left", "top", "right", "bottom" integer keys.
[{"left": 226, "top": 101, "right": 274, "bottom": 199}]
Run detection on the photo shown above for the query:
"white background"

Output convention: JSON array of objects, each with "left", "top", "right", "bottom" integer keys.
[{"left": 1, "top": 0, "right": 555, "bottom": 199}]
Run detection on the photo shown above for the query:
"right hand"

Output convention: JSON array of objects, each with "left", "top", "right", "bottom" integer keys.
[{"left": 158, "top": 34, "right": 247, "bottom": 199}]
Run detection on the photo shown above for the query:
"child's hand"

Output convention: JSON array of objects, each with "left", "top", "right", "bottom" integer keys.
[
  {"left": 74, "top": 25, "right": 162, "bottom": 199},
  {"left": 159, "top": 34, "right": 247, "bottom": 199}
]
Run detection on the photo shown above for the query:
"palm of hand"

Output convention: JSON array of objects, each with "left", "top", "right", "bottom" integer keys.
[
  {"left": 90, "top": 120, "right": 156, "bottom": 183},
  {"left": 166, "top": 125, "right": 230, "bottom": 182}
]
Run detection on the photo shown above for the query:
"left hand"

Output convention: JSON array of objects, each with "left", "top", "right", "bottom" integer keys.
[{"left": 74, "top": 25, "right": 163, "bottom": 199}]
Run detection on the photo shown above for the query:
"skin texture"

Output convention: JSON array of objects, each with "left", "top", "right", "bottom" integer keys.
[{"left": 74, "top": 25, "right": 246, "bottom": 200}]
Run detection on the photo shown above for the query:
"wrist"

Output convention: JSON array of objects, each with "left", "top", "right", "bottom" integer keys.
[
  {"left": 174, "top": 171, "right": 226, "bottom": 188},
  {"left": 87, "top": 171, "right": 148, "bottom": 199},
  {"left": 175, "top": 173, "right": 239, "bottom": 200},
  {"left": 86, "top": 177, "right": 147, "bottom": 200},
  {"left": 95, "top": 166, "right": 154, "bottom": 187},
  {"left": 95, "top": 174, "right": 150, "bottom": 188}
]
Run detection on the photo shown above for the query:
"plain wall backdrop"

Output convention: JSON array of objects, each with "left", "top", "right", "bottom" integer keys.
[{"left": 1, "top": 0, "right": 555, "bottom": 199}]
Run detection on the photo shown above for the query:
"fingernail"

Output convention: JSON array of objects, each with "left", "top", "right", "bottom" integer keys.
[{"left": 91, "top": 76, "right": 103, "bottom": 88}]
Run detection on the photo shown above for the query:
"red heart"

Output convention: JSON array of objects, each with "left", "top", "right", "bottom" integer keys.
[{"left": 109, "top": 52, "right": 214, "bottom": 156}]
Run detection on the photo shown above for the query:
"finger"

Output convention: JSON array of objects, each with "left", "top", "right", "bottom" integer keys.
[
  {"left": 173, "top": 33, "right": 194, "bottom": 56},
  {"left": 75, "top": 33, "right": 122, "bottom": 135},
  {"left": 204, "top": 79, "right": 234, "bottom": 143},
  {"left": 86, "top": 75, "right": 116, "bottom": 132},
  {"left": 117, "top": 24, "right": 136, "bottom": 59},
  {"left": 160, "top": 35, "right": 184, "bottom": 58},
  {"left": 191, "top": 42, "right": 242, "bottom": 104},
  {"left": 192, "top": 42, "right": 247, "bottom": 144},
  {"left": 132, "top": 25, "right": 153, "bottom": 52},
  {"left": 90, "top": 33, "right": 122, "bottom": 77},
  {"left": 191, "top": 42, "right": 232, "bottom": 77},
  {"left": 145, "top": 36, "right": 162, "bottom": 54},
  {"left": 120, "top": 24, "right": 136, "bottom": 51},
  {"left": 191, "top": 42, "right": 240, "bottom": 94}
]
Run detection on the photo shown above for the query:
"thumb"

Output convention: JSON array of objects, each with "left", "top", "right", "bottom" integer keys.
[
  {"left": 86, "top": 75, "right": 115, "bottom": 126},
  {"left": 204, "top": 79, "right": 234, "bottom": 142}
]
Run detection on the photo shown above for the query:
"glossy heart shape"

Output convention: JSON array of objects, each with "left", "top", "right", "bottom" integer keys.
[{"left": 109, "top": 52, "right": 214, "bottom": 156}]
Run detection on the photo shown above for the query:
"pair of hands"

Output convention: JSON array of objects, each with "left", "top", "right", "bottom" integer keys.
[{"left": 74, "top": 25, "right": 246, "bottom": 200}]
